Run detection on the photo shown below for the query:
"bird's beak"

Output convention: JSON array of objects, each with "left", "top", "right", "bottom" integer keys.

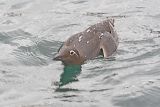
[{"left": 53, "top": 54, "right": 62, "bottom": 61}]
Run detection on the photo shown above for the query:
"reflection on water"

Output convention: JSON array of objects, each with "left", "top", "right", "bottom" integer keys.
[
  {"left": 59, "top": 65, "right": 81, "bottom": 87},
  {"left": 55, "top": 65, "right": 81, "bottom": 92}
]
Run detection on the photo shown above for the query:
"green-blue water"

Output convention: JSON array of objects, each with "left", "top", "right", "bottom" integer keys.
[{"left": 0, "top": 0, "right": 160, "bottom": 107}]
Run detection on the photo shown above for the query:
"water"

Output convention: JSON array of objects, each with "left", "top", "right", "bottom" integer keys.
[{"left": 0, "top": 0, "right": 160, "bottom": 107}]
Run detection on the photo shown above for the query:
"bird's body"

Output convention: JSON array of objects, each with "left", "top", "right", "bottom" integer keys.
[{"left": 54, "top": 19, "right": 118, "bottom": 65}]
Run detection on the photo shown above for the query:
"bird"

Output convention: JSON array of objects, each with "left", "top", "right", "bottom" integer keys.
[{"left": 53, "top": 19, "right": 118, "bottom": 65}]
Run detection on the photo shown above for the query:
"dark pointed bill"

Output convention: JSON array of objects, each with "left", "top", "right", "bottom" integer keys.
[{"left": 53, "top": 54, "right": 62, "bottom": 61}]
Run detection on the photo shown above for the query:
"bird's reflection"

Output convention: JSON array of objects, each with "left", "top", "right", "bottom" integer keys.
[{"left": 58, "top": 64, "right": 81, "bottom": 87}]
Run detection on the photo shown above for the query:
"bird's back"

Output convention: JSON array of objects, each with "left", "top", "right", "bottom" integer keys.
[{"left": 64, "top": 19, "right": 118, "bottom": 59}]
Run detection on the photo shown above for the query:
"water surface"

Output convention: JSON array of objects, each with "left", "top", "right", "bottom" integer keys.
[{"left": 0, "top": 0, "right": 160, "bottom": 107}]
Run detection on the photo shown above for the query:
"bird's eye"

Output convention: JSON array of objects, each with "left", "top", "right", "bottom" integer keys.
[{"left": 70, "top": 50, "right": 75, "bottom": 56}]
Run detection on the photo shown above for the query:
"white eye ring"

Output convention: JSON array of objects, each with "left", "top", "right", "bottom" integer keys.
[{"left": 70, "top": 50, "right": 76, "bottom": 56}]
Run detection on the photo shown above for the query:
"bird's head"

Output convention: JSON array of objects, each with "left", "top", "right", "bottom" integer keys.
[{"left": 53, "top": 46, "right": 83, "bottom": 65}]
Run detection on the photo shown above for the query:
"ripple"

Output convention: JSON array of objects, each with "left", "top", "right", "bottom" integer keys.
[
  {"left": 120, "top": 47, "right": 160, "bottom": 62},
  {"left": 55, "top": 88, "right": 79, "bottom": 92},
  {"left": 71, "top": 0, "right": 87, "bottom": 4},
  {"left": 4, "top": 12, "right": 22, "bottom": 17},
  {"left": 13, "top": 40, "right": 62, "bottom": 66},
  {"left": 0, "top": 29, "right": 32, "bottom": 44},
  {"left": 11, "top": 1, "right": 32, "bottom": 10},
  {"left": 113, "top": 86, "right": 160, "bottom": 107}
]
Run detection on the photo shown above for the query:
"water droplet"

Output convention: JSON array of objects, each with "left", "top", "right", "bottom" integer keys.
[
  {"left": 86, "top": 29, "right": 90, "bottom": 32},
  {"left": 87, "top": 41, "right": 89, "bottom": 44},
  {"left": 99, "top": 33, "right": 104, "bottom": 39},
  {"left": 79, "top": 36, "right": 82, "bottom": 42}
]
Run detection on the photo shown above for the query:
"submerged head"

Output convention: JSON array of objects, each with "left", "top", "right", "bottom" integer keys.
[{"left": 53, "top": 47, "right": 83, "bottom": 65}]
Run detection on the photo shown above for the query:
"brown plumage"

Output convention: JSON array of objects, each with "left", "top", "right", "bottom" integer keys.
[{"left": 54, "top": 19, "right": 118, "bottom": 65}]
